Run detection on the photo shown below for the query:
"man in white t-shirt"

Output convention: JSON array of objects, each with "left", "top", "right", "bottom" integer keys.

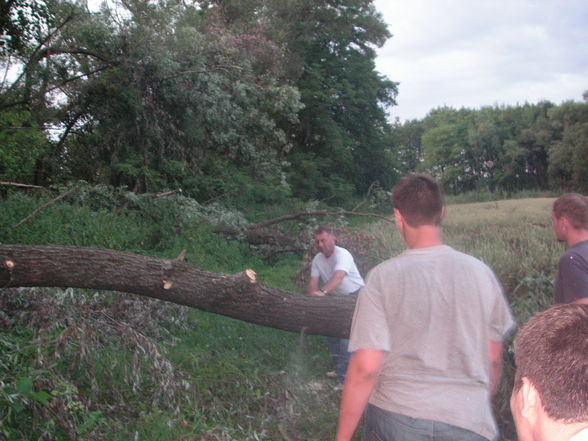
[
  {"left": 511, "top": 303, "right": 588, "bottom": 441},
  {"left": 308, "top": 225, "right": 364, "bottom": 383}
]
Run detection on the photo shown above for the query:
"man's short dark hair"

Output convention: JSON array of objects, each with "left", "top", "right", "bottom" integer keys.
[
  {"left": 553, "top": 193, "right": 588, "bottom": 229},
  {"left": 513, "top": 303, "right": 588, "bottom": 423},
  {"left": 391, "top": 174, "right": 444, "bottom": 227},
  {"left": 314, "top": 225, "right": 333, "bottom": 236}
]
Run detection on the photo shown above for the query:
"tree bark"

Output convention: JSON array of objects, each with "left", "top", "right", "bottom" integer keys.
[{"left": 0, "top": 245, "right": 356, "bottom": 338}]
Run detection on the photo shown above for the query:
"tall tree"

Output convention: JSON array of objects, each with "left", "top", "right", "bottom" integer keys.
[
  {"left": 235, "top": 0, "right": 398, "bottom": 200},
  {"left": 547, "top": 101, "right": 588, "bottom": 191},
  {"left": 419, "top": 107, "right": 473, "bottom": 193},
  {"left": 465, "top": 110, "right": 502, "bottom": 191},
  {"left": 2, "top": 0, "right": 304, "bottom": 200}
]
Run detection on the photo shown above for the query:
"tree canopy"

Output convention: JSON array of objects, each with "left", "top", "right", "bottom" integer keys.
[
  {"left": 392, "top": 99, "right": 588, "bottom": 194},
  {"left": 1, "top": 0, "right": 587, "bottom": 201},
  {"left": 1, "top": 0, "right": 398, "bottom": 204}
]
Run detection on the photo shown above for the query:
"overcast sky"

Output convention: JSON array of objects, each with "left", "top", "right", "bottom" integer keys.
[{"left": 372, "top": 0, "right": 588, "bottom": 121}]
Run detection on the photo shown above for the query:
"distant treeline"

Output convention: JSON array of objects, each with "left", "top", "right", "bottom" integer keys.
[
  {"left": 1, "top": 0, "right": 587, "bottom": 206},
  {"left": 391, "top": 100, "right": 588, "bottom": 195}
]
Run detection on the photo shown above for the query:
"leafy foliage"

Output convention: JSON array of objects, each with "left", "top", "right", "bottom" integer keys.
[
  {"left": 0, "top": 287, "right": 191, "bottom": 440},
  {"left": 0, "top": 0, "right": 50, "bottom": 53},
  {"left": 1, "top": 0, "right": 398, "bottom": 205},
  {"left": 280, "top": 0, "right": 399, "bottom": 197},
  {"left": 390, "top": 99, "right": 588, "bottom": 195},
  {"left": 0, "top": 189, "right": 346, "bottom": 440},
  {"left": 0, "top": 109, "right": 49, "bottom": 182}
]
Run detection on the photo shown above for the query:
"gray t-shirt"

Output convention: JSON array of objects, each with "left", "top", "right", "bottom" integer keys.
[
  {"left": 349, "top": 245, "right": 515, "bottom": 441},
  {"left": 554, "top": 240, "right": 588, "bottom": 303}
]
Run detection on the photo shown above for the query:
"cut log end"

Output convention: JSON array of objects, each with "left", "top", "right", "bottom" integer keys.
[
  {"left": 4, "top": 260, "right": 15, "bottom": 271},
  {"left": 245, "top": 269, "right": 257, "bottom": 283}
]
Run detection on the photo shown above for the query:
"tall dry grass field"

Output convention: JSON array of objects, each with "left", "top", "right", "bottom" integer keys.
[
  {"left": 367, "top": 197, "right": 561, "bottom": 318},
  {"left": 365, "top": 197, "right": 562, "bottom": 441}
]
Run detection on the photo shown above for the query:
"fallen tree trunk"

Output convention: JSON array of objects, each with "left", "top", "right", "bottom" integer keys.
[{"left": 0, "top": 245, "right": 356, "bottom": 338}]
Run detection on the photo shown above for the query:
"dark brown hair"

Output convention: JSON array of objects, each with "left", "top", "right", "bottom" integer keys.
[
  {"left": 553, "top": 193, "right": 588, "bottom": 229},
  {"left": 391, "top": 174, "right": 444, "bottom": 227},
  {"left": 513, "top": 304, "right": 588, "bottom": 423}
]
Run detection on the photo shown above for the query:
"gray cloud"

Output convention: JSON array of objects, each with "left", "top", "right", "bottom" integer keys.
[{"left": 373, "top": 0, "right": 588, "bottom": 121}]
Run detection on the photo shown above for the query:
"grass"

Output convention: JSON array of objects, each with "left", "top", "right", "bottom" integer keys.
[
  {"left": 365, "top": 197, "right": 560, "bottom": 313},
  {"left": 0, "top": 189, "right": 563, "bottom": 440},
  {"left": 443, "top": 198, "right": 560, "bottom": 309}
]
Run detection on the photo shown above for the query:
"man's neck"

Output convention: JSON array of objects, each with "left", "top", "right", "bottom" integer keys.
[
  {"left": 566, "top": 229, "right": 588, "bottom": 248},
  {"left": 537, "top": 420, "right": 588, "bottom": 441},
  {"left": 404, "top": 225, "right": 444, "bottom": 249}
]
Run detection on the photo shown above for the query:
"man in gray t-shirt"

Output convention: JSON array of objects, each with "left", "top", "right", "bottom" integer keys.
[{"left": 335, "top": 174, "right": 515, "bottom": 441}]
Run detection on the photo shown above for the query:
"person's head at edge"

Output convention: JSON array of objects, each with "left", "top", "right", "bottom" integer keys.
[
  {"left": 510, "top": 303, "right": 588, "bottom": 441},
  {"left": 391, "top": 173, "right": 445, "bottom": 247},
  {"left": 552, "top": 193, "right": 588, "bottom": 247},
  {"left": 313, "top": 225, "right": 336, "bottom": 258}
]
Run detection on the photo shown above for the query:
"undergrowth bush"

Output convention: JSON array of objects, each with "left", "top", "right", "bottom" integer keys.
[
  {"left": 0, "top": 287, "right": 192, "bottom": 440},
  {"left": 0, "top": 187, "right": 345, "bottom": 440}
]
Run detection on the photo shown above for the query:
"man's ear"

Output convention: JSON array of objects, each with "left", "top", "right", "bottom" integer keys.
[
  {"left": 393, "top": 209, "right": 403, "bottom": 228},
  {"left": 557, "top": 215, "right": 571, "bottom": 232},
  {"left": 520, "top": 377, "right": 542, "bottom": 421}
]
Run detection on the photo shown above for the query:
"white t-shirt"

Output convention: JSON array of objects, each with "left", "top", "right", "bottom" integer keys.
[
  {"left": 310, "top": 246, "right": 364, "bottom": 295},
  {"left": 570, "top": 428, "right": 588, "bottom": 441}
]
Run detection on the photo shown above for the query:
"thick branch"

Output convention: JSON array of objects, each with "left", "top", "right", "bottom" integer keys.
[
  {"left": 152, "top": 189, "right": 182, "bottom": 198},
  {"left": 34, "top": 46, "right": 113, "bottom": 64},
  {"left": 0, "top": 181, "right": 47, "bottom": 190},
  {"left": 0, "top": 245, "right": 356, "bottom": 338}
]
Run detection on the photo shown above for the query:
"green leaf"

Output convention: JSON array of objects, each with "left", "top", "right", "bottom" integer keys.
[
  {"left": 16, "top": 377, "right": 33, "bottom": 396},
  {"left": 10, "top": 400, "right": 25, "bottom": 413},
  {"left": 30, "top": 390, "right": 51, "bottom": 406}
]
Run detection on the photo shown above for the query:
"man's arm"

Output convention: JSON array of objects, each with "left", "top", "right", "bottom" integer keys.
[
  {"left": 488, "top": 340, "right": 503, "bottom": 399},
  {"left": 573, "top": 297, "right": 588, "bottom": 304},
  {"left": 309, "top": 270, "right": 347, "bottom": 296},
  {"left": 336, "top": 349, "right": 384, "bottom": 441},
  {"left": 308, "top": 276, "right": 320, "bottom": 295}
]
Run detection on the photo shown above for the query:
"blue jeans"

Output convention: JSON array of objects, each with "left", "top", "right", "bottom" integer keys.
[
  {"left": 327, "top": 337, "right": 351, "bottom": 383},
  {"left": 363, "top": 404, "right": 489, "bottom": 441}
]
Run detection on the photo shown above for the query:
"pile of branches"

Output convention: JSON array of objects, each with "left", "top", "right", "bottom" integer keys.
[{"left": 0, "top": 287, "right": 193, "bottom": 439}]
